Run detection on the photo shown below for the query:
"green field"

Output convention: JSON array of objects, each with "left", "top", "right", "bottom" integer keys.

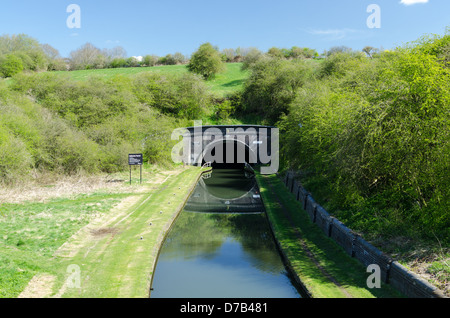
[{"left": 55, "top": 63, "right": 249, "bottom": 98}]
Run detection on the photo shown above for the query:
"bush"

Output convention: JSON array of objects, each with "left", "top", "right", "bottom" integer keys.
[
  {"left": 47, "top": 58, "right": 67, "bottom": 71},
  {"left": 12, "top": 73, "right": 140, "bottom": 128},
  {"left": 131, "top": 72, "right": 211, "bottom": 119},
  {"left": 109, "top": 58, "right": 128, "bottom": 68},
  {"left": 241, "top": 58, "right": 313, "bottom": 124},
  {"left": 187, "top": 43, "right": 225, "bottom": 80},
  {"left": 69, "top": 43, "right": 107, "bottom": 70},
  {"left": 318, "top": 51, "right": 367, "bottom": 79},
  {"left": 0, "top": 54, "right": 24, "bottom": 77},
  {"left": 7, "top": 70, "right": 210, "bottom": 176},
  {"left": 0, "top": 34, "right": 49, "bottom": 73},
  {"left": 0, "top": 88, "right": 103, "bottom": 176},
  {"left": 278, "top": 35, "right": 450, "bottom": 240},
  {"left": 0, "top": 125, "right": 34, "bottom": 184},
  {"left": 98, "top": 142, "right": 135, "bottom": 173},
  {"left": 241, "top": 48, "right": 263, "bottom": 70},
  {"left": 267, "top": 47, "right": 284, "bottom": 59},
  {"left": 142, "top": 55, "right": 158, "bottom": 67},
  {"left": 214, "top": 99, "right": 235, "bottom": 120}
]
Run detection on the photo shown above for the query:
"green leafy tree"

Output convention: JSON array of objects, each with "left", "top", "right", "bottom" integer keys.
[
  {"left": 0, "top": 54, "right": 23, "bottom": 77},
  {"left": 267, "top": 47, "right": 284, "bottom": 59},
  {"left": 302, "top": 47, "right": 319, "bottom": 59},
  {"left": 187, "top": 43, "right": 225, "bottom": 80},
  {"left": 221, "top": 48, "right": 236, "bottom": 62},
  {"left": 173, "top": 52, "right": 187, "bottom": 64},
  {"left": 142, "top": 54, "right": 159, "bottom": 66},
  {"left": 242, "top": 58, "right": 313, "bottom": 123},
  {"left": 326, "top": 45, "right": 353, "bottom": 56},
  {"left": 161, "top": 54, "right": 177, "bottom": 65},
  {"left": 362, "top": 46, "right": 379, "bottom": 58},
  {"left": 0, "top": 34, "right": 50, "bottom": 72},
  {"left": 241, "top": 48, "right": 263, "bottom": 70},
  {"left": 109, "top": 58, "right": 128, "bottom": 68},
  {"left": 289, "top": 46, "right": 305, "bottom": 59}
]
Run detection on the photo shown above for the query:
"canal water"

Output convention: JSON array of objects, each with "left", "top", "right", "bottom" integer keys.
[{"left": 150, "top": 169, "right": 302, "bottom": 298}]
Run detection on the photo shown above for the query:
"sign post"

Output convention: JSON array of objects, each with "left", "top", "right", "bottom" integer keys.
[{"left": 128, "top": 153, "right": 143, "bottom": 184}]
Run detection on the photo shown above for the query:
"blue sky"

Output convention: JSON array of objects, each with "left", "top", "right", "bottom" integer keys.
[{"left": 0, "top": 0, "right": 448, "bottom": 58}]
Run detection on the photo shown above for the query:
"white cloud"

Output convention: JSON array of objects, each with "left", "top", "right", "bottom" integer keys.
[
  {"left": 132, "top": 56, "right": 143, "bottom": 62},
  {"left": 400, "top": 0, "right": 429, "bottom": 5}
]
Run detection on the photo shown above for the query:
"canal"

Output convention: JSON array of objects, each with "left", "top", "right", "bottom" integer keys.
[{"left": 150, "top": 168, "right": 304, "bottom": 298}]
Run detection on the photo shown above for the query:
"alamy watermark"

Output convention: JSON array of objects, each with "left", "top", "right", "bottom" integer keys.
[
  {"left": 66, "top": 4, "right": 81, "bottom": 29},
  {"left": 367, "top": 264, "right": 381, "bottom": 289},
  {"left": 171, "top": 121, "right": 279, "bottom": 174},
  {"left": 65, "top": 4, "right": 380, "bottom": 31},
  {"left": 367, "top": 4, "right": 381, "bottom": 29},
  {"left": 66, "top": 264, "right": 81, "bottom": 289}
]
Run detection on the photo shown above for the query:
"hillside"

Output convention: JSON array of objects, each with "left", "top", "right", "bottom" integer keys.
[{"left": 54, "top": 63, "right": 249, "bottom": 98}]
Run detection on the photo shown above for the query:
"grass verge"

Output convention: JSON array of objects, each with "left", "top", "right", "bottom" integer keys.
[
  {"left": 0, "top": 192, "right": 128, "bottom": 297},
  {"left": 255, "top": 172, "right": 403, "bottom": 298}
]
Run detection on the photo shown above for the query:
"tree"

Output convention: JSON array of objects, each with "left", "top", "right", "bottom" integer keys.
[
  {"left": 187, "top": 43, "right": 225, "bottom": 80},
  {"left": 221, "top": 48, "right": 235, "bottom": 62},
  {"left": 0, "top": 34, "right": 48, "bottom": 71},
  {"left": 267, "top": 47, "right": 284, "bottom": 59},
  {"left": 142, "top": 54, "right": 159, "bottom": 66},
  {"left": 242, "top": 58, "right": 312, "bottom": 123},
  {"left": 326, "top": 46, "right": 353, "bottom": 56},
  {"left": 362, "top": 46, "right": 379, "bottom": 58},
  {"left": 0, "top": 34, "right": 42, "bottom": 56},
  {"left": 42, "top": 44, "right": 67, "bottom": 71},
  {"left": 0, "top": 54, "right": 23, "bottom": 77},
  {"left": 241, "top": 48, "right": 263, "bottom": 70},
  {"left": 290, "top": 46, "right": 305, "bottom": 59},
  {"left": 173, "top": 52, "right": 187, "bottom": 64},
  {"left": 109, "top": 58, "right": 128, "bottom": 68},
  {"left": 126, "top": 56, "right": 141, "bottom": 67},
  {"left": 103, "top": 46, "right": 127, "bottom": 60},
  {"left": 162, "top": 54, "right": 177, "bottom": 65},
  {"left": 69, "top": 43, "right": 107, "bottom": 70},
  {"left": 42, "top": 43, "right": 60, "bottom": 60},
  {"left": 302, "top": 47, "right": 319, "bottom": 59}
]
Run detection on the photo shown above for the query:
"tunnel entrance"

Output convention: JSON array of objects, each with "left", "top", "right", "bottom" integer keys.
[{"left": 201, "top": 140, "right": 256, "bottom": 170}]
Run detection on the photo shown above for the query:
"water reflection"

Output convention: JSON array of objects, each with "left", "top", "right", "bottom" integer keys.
[
  {"left": 150, "top": 169, "right": 301, "bottom": 298},
  {"left": 184, "top": 169, "right": 264, "bottom": 213}
]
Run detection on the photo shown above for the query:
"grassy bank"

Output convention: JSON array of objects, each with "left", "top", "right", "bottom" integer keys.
[
  {"left": 0, "top": 165, "right": 206, "bottom": 298},
  {"left": 0, "top": 191, "right": 128, "bottom": 297},
  {"left": 255, "top": 172, "right": 403, "bottom": 298}
]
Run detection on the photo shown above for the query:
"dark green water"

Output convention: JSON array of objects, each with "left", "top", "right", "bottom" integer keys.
[{"left": 150, "top": 169, "right": 302, "bottom": 298}]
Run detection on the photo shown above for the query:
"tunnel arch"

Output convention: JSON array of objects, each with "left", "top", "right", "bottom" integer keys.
[{"left": 198, "top": 138, "right": 257, "bottom": 169}]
